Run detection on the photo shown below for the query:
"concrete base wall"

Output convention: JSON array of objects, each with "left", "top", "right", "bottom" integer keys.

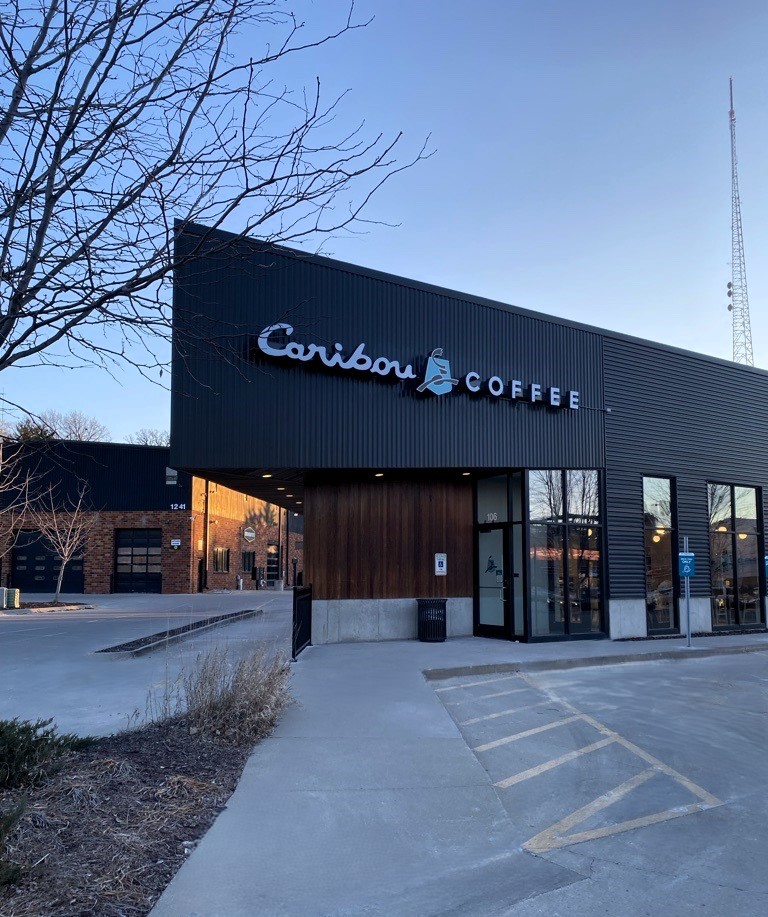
[
  {"left": 678, "top": 596, "right": 712, "bottom": 634},
  {"left": 311, "top": 597, "right": 473, "bottom": 645},
  {"left": 607, "top": 596, "right": 717, "bottom": 640},
  {"left": 608, "top": 599, "right": 647, "bottom": 640}
]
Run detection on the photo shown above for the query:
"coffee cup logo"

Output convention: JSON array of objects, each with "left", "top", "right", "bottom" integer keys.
[{"left": 417, "top": 348, "right": 459, "bottom": 396}]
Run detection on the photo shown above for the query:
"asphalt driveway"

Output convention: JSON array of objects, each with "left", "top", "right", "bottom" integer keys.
[{"left": 0, "top": 591, "right": 292, "bottom": 735}]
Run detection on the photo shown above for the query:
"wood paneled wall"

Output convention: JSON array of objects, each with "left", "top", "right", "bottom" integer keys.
[{"left": 305, "top": 479, "right": 473, "bottom": 600}]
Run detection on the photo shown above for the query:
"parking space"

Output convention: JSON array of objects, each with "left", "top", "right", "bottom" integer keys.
[
  {"left": 436, "top": 668, "right": 722, "bottom": 856},
  {"left": 433, "top": 652, "right": 768, "bottom": 914}
]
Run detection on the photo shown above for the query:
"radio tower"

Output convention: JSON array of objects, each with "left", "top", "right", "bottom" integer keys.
[{"left": 727, "top": 77, "right": 754, "bottom": 366}]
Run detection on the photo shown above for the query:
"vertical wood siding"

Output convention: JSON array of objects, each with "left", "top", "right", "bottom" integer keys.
[{"left": 305, "top": 479, "right": 473, "bottom": 600}]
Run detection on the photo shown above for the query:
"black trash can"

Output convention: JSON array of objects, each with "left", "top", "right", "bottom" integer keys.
[{"left": 417, "top": 598, "right": 447, "bottom": 642}]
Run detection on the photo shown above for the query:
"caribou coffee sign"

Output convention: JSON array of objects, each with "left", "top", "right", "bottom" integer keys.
[{"left": 257, "top": 323, "right": 579, "bottom": 410}]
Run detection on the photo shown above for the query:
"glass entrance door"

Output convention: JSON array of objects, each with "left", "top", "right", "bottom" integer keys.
[{"left": 477, "top": 527, "right": 508, "bottom": 637}]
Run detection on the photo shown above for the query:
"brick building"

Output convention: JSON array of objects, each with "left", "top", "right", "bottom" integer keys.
[{"left": 4, "top": 441, "right": 303, "bottom": 594}]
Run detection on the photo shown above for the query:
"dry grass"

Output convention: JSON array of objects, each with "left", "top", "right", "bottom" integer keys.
[{"left": 182, "top": 647, "right": 292, "bottom": 745}]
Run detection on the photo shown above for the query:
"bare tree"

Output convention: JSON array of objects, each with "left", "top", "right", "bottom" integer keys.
[
  {"left": 126, "top": 428, "right": 170, "bottom": 446},
  {"left": 38, "top": 409, "right": 110, "bottom": 441},
  {"left": 0, "top": 438, "right": 32, "bottom": 571},
  {"left": 0, "top": 1, "right": 425, "bottom": 385},
  {"left": 28, "top": 482, "right": 94, "bottom": 601}
]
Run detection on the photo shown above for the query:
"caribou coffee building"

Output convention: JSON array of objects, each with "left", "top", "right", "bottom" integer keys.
[{"left": 171, "top": 225, "right": 768, "bottom": 643}]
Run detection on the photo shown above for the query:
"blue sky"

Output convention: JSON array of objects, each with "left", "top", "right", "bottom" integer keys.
[{"left": 6, "top": 0, "right": 768, "bottom": 439}]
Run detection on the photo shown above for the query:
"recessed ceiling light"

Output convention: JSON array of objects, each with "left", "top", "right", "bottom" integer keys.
[
  {"left": 262, "top": 473, "right": 272, "bottom": 479},
  {"left": 462, "top": 472, "right": 470, "bottom": 476},
  {"left": 296, "top": 501, "right": 303, "bottom": 505},
  {"left": 277, "top": 487, "right": 285, "bottom": 491},
  {"left": 374, "top": 472, "right": 384, "bottom": 478},
  {"left": 286, "top": 494, "right": 294, "bottom": 497}
]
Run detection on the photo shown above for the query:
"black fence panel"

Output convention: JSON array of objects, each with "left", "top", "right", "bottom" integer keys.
[{"left": 292, "top": 585, "right": 312, "bottom": 660}]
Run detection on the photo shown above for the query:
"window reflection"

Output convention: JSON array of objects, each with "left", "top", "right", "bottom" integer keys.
[
  {"left": 568, "top": 527, "right": 601, "bottom": 633},
  {"left": 566, "top": 470, "right": 599, "bottom": 523},
  {"left": 734, "top": 486, "right": 757, "bottom": 534},
  {"left": 643, "top": 477, "right": 675, "bottom": 631},
  {"left": 528, "top": 470, "right": 602, "bottom": 636},
  {"left": 530, "top": 524, "right": 565, "bottom": 636},
  {"left": 708, "top": 483, "right": 731, "bottom": 531},
  {"left": 708, "top": 483, "right": 763, "bottom": 628},
  {"left": 643, "top": 477, "right": 673, "bottom": 530}
]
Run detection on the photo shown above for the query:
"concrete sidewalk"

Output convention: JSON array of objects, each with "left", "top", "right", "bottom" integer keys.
[{"left": 150, "top": 633, "right": 768, "bottom": 917}]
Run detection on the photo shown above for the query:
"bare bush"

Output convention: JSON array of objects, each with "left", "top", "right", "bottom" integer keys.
[{"left": 182, "top": 647, "right": 291, "bottom": 746}]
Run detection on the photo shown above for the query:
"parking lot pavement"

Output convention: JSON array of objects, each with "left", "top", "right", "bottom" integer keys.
[
  {"left": 0, "top": 591, "right": 293, "bottom": 735},
  {"left": 435, "top": 651, "right": 768, "bottom": 916}
]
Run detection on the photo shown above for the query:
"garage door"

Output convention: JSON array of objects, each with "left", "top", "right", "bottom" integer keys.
[
  {"left": 11, "top": 531, "right": 85, "bottom": 594},
  {"left": 114, "top": 528, "right": 162, "bottom": 593}
]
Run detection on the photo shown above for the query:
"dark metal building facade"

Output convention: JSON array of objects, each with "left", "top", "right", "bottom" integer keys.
[{"left": 172, "top": 224, "right": 768, "bottom": 642}]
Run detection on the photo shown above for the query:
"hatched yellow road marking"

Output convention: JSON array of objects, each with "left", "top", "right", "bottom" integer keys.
[
  {"left": 460, "top": 700, "right": 560, "bottom": 725},
  {"left": 524, "top": 768, "right": 718, "bottom": 853},
  {"left": 473, "top": 715, "right": 582, "bottom": 753},
  {"left": 439, "top": 670, "right": 723, "bottom": 850},
  {"left": 517, "top": 673, "right": 722, "bottom": 808},
  {"left": 494, "top": 738, "right": 616, "bottom": 788}
]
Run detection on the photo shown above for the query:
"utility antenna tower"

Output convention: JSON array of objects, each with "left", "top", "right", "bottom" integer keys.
[{"left": 727, "top": 77, "right": 754, "bottom": 366}]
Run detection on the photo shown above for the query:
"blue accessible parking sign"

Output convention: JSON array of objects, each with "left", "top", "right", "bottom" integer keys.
[{"left": 679, "top": 552, "right": 695, "bottom": 578}]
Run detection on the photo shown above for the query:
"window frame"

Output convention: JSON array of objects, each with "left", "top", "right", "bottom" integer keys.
[{"left": 212, "top": 547, "right": 230, "bottom": 574}]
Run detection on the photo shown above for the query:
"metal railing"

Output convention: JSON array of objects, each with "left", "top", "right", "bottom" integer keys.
[{"left": 292, "top": 584, "right": 312, "bottom": 660}]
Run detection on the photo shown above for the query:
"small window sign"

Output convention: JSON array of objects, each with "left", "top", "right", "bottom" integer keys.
[
  {"left": 170, "top": 538, "right": 181, "bottom": 550},
  {"left": 434, "top": 552, "right": 447, "bottom": 576},
  {"left": 243, "top": 526, "right": 256, "bottom": 543}
]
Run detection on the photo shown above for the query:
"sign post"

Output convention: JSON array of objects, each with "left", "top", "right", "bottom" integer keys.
[{"left": 678, "top": 538, "right": 695, "bottom": 648}]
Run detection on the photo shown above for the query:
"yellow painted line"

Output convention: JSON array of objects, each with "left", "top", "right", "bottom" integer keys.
[
  {"left": 517, "top": 673, "right": 721, "bottom": 806},
  {"left": 435, "top": 674, "right": 519, "bottom": 693},
  {"left": 524, "top": 768, "right": 656, "bottom": 852},
  {"left": 531, "top": 763, "right": 720, "bottom": 850},
  {"left": 473, "top": 715, "right": 582, "bottom": 753},
  {"left": 460, "top": 700, "right": 559, "bottom": 726},
  {"left": 474, "top": 687, "right": 532, "bottom": 700},
  {"left": 444, "top": 687, "right": 530, "bottom": 705},
  {"left": 494, "top": 737, "right": 616, "bottom": 788}
]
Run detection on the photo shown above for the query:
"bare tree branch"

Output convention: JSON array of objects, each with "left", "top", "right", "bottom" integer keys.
[
  {"left": 0, "top": 0, "right": 428, "bottom": 387},
  {"left": 126, "top": 426, "right": 169, "bottom": 446}
]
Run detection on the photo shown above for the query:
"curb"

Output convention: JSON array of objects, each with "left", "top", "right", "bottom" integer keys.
[
  {"left": 423, "top": 641, "right": 768, "bottom": 680},
  {"left": 96, "top": 608, "right": 264, "bottom": 657}
]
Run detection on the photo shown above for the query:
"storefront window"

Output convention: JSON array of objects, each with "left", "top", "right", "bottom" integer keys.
[
  {"left": 643, "top": 476, "right": 676, "bottom": 631},
  {"left": 529, "top": 470, "right": 603, "bottom": 637},
  {"left": 566, "top": 470, "right": 600, "bottom": 523},
  {"left": 530, "top": 523, "right": 565, "bottom": 636},
  {"left": 568, "top": 526, "right": 601, "bottom": 634},
  {"left": 708, "top": 483, "right": 763, "bottom": 629},
  {"left": 529, "top": 470, "right": 564, "bottom": 524}
]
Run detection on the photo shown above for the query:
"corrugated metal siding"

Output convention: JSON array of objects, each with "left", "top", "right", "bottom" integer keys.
[
  {"left": 172, "top": 233, "right": 605, "bottom": 471},
  {"left": 16, "top": 442, "right": 192, "bottom": 512},
  {"left": 604, "top": 337, "right": 768, "bottom": 599}
]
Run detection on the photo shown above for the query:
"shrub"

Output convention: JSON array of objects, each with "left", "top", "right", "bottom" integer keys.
[
  {"left": 0, "top": 801, "right": 24, "bottom": 887},
  {"left": 0, "top": 718, "right": 92, "bottom": 789},
  {"left": 182, "top": 648, "right": 292, "bottom": 746}
]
